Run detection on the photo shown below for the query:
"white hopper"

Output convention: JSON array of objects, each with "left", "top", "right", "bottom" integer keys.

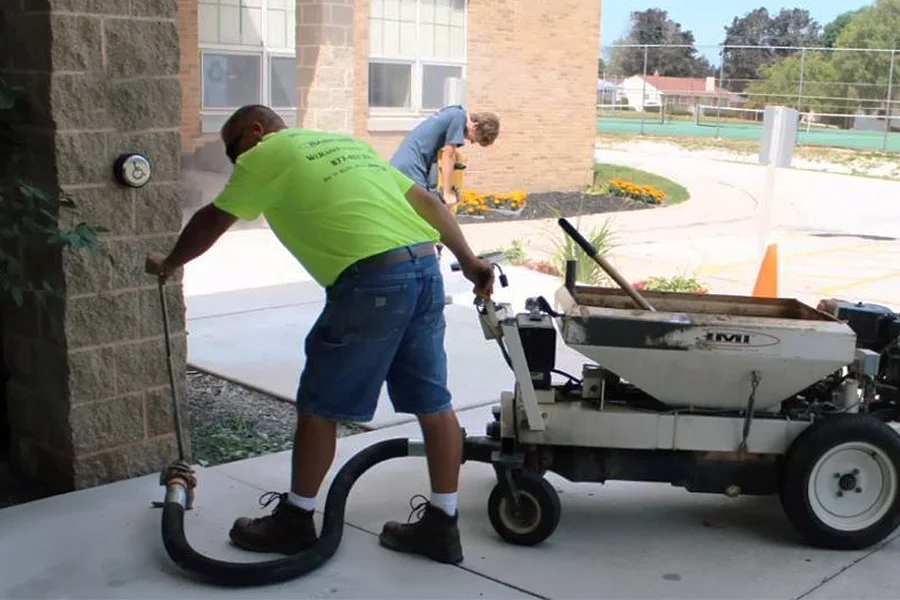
[{"left": 555, "top": 286, "right": 858, "bottom": 411}]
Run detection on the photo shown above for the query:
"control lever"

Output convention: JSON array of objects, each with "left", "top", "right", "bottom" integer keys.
[{"left": 557, "top": 218, "right": 655, "bottom": 312}]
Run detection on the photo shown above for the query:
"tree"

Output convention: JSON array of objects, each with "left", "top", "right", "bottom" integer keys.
[
  {"left": 829, "top": 0, "right": 900, "bottom": 109},
  {"left": 722, "top": 7, "right": 821, "bottom": 92},
  {"left": 607, "top": 9, "right": 712, "bottom": 78},
  {"left": 743, "top": 51, "right": 839, "bottom": 112},
  {"left": 822, "top": 8, "right": 865, "bottom": 48}
]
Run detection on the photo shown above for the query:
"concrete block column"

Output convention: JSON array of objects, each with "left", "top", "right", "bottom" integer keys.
[
  {"left": 296, "top": 0, "right": 356, "bottom": 133},
  {"left": 0, "top": 0, "right": 189, "bottom": 492}
]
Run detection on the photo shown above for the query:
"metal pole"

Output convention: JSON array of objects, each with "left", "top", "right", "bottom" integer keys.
[
  {"left": 641, "top": 45, "right": 648, "bottom": 136},
  {"left": 715, "top": 48, "right": 725, "bottom": 139},
  {"left": 884, "top": 49, "right": 895, "bottom": 153},
  {"left": 797, "top": 48, "right": 807, "bottom": 111},
  {"left": 796, "top": 48, "right": 807, "bottom": 145}
]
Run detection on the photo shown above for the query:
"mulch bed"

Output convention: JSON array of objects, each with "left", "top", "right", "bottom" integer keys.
[{"left": 454, "top": 191, "right": 653, "bottom": 223}]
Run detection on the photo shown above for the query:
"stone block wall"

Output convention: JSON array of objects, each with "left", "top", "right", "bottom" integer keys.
[
  {"left": 297, "top": 0, "right": 356, "bottom": 133},
  {"left": 0, "top": 0, "right": 189, "bottom": 492}
]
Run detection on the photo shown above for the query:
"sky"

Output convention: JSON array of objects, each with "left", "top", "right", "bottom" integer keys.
[{"left": 600, "top": 0, "right": 874, "bottom": 62}]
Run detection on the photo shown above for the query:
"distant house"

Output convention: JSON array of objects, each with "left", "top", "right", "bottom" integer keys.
[{"left": 618, "top": 75, "right": 743, "bottom": 113}]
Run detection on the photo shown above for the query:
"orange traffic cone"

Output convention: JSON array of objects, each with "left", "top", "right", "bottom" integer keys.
[{"left": 752, "top": 243, "right": 778, "bottom": 298}]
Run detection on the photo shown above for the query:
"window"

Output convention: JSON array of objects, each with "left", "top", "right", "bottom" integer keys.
[
  {"left": 368, "top": 0, "right": 467, "bottom": 117},
  {"left": 198, "top": 0, "right": 297, "bottom": 132},
  {"left": 202, "top": 53, "right": 261, "bottom": 108},
  {"left": 269, "top": 56, "right": 297, "bottom": 108}
]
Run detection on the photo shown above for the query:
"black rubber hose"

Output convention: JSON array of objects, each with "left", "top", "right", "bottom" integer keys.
[
  {"left": 161, "top": 437, "right": 409, "bottom": 587},
  {"left": 161, "top": 435, "right": 499, "bottom": 587}
]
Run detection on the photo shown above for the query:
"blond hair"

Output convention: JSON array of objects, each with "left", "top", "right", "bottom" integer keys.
[{"left": 470, "top": 112, "right": 499, "bottom": 145}]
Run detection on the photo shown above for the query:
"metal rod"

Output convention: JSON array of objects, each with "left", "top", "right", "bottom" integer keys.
[
  {"left": 716, "top": 49, "right": 725, "bottom": 139},
  {"left": 158, "top": 278, "right": 186, "bottom": 461},
  {"left": 794, "top": 48, "right": 807, "bottom": 145},
  {"left": 606, "top": 43, "right": 898, "bottom": 53},
  {"left": 884, "top": 50, "right": 896, "bottom": 154},
  {"left": 641, "top": 45, "right": 648, "bottom": 136},
  {"left": 557, "top": 218, "right": 655, "bottom": 311}
]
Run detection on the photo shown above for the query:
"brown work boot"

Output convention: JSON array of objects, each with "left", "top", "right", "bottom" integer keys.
[
  {"left": 229, "top": 491, "right": 317, "bottom": 555},
  {"left": 378, "top": 495, "right": 463, "bottom": 564}
]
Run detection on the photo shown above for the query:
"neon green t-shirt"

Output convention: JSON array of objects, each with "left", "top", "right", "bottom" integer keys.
[{"left": 213, "top": 129, "right": 440, "bottom": 287}]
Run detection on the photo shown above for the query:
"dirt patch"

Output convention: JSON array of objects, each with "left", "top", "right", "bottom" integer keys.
[
  {"left": 186, "top": 368, "right": 366, "bottom": 467},
  {"left": 455, "top": 191, "right": 652, "bottom": 223}
]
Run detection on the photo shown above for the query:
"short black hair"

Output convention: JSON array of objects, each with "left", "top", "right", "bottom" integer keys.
[{"left": 221, "top": 104, "right": 281, "bottom": 135}]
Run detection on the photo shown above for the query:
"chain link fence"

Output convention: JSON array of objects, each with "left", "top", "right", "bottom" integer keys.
[{"left": 597, "top": 44, "right": 900, "bottom": 153}]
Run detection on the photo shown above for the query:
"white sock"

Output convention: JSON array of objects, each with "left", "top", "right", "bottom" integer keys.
[
  {"left": 430, "top": 492, "right": 457, "bottom": 517},
  {"left": 287, "top": 492, "right": 316, "bottom": 512}
]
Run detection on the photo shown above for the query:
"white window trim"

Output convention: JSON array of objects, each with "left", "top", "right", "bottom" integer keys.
[
  {"left": 198, "top": 0, "right": 297, "bottom": 132},
  {"left": 367, "top": 0, "right": 469, "bottom": 131}
]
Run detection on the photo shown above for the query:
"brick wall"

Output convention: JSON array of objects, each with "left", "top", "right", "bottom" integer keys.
[
  {"left": 0, "top": 0, "right": 188, "bottom": 491},
  {"left": 178, "top": 0, "right": 202, "bottom": 154},
  {"left": 353, "top": 0, "right": 602, "bottom": 193}
]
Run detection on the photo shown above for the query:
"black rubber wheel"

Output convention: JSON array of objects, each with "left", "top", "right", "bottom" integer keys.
[
  {"left": 487, "top": 471, "right": 561, "bottom": 546},
  {"left": 780, "top": 414, "right": 900, "bottom": 550},
  {"left": 491, "top": 404, "right": 501, "bottom": 421},
  {"left": 486, "top": 420, "right": 501, "bottom": 440}
]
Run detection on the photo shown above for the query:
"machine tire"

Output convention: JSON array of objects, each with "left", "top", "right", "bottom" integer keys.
[
  {"left": 488, "top": 471, "right": 561, "bottom": 546},
  {"left": 780, "top": 414, "right": 900, "bottom": 550}
]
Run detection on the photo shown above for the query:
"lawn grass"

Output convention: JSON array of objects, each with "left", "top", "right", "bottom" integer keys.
[{"left": 592, "top": 163, "right": 690, "bottom": 205}]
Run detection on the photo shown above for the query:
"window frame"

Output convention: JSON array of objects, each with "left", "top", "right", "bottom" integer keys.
[
  {"left": 198, "top": 0, "right": 297, "bottom": 133},
  {"left": 367, "top": 0, "right": 469, "bottom": 129}
]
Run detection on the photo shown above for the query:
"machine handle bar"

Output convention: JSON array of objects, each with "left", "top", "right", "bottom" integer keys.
[{"left": 449, "top": 250, "right": 505, "bottom": 272}]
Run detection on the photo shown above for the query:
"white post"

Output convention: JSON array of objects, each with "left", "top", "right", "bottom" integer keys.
[{"left": 758, "top": 106, "right": 799, "bottom": 259}]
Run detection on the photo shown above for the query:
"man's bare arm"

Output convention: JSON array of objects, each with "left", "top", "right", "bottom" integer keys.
[
  {"left": 159, "top": 203, "right": 238, "bottom": 273},
  {"left": 406, "top": 183, "right": 494, "bottom": 296},
  {"left": 405, "top": 184, "right": 475, "bottom": 262},
  {"left": 440, "top": 145, "right": 456, "bottom": 202}
]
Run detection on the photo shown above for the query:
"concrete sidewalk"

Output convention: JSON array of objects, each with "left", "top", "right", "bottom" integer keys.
[{"left": 3, "top": 401, "right": 899, "bottom": 599}]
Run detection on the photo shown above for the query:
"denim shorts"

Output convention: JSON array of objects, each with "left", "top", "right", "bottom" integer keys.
[{"left": 295, "top": 247, "right": 452, "bottom": 423}]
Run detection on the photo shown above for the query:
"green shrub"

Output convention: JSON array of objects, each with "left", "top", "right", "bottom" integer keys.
[
  {"left": 633, "top": 275, "right": 709, "bottom": 294},
  {"left": 0, "top": 77, "right": 108, "bottom": 309},
  {"left": 549, "top": 213, "right": 614, "bottom": 286},
  {"left": 504, "top": 239, "right": 526, "bottom": 262}
]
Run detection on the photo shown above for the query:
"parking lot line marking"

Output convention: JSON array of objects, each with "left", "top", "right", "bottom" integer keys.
[
  {"left": 814, "top": 270, "right": 900, "bottom": 295},
  {"left": 697, "top": 241, "right": 875, "bottom": 276}
]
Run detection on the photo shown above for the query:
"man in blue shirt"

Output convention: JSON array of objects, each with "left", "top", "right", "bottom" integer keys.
[{"left": 390, "top": 105, "right": 499, "bottom": 206}]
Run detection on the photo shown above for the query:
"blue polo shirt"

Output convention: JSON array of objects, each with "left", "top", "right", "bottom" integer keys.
[{"left": 389, "top": 104, "right": 467, "bottom": 189}]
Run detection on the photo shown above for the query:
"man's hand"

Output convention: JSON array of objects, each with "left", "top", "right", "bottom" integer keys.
[
  {"left": 461, "top": 257, "right": 494, "bottom": 297},
  {"left": 145, "top": 251, "right": 175, "bottom": 282},
  {"left": 817, "top": 297, "right": 847, "bottom": 317},
  {"left": 443, "top": 187, "right": 458, "bottom": 207}
]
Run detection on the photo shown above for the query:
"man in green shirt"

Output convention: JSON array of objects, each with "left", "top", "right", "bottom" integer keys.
[{"left": 145, "top": 105, "right": 494, "bottom": 565}]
